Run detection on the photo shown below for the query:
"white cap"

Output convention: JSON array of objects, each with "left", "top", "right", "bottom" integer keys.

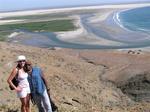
[{"left": 17, "top": 55, "right": 26, "bottom": 61}]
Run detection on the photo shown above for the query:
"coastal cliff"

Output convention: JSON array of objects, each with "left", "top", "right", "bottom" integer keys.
[{"left": 0, "top": 41, "right": 150, "bottom": 112}]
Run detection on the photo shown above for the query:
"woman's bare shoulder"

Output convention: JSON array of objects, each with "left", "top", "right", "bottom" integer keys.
[{"left": 12, "top": 67, "right": 19, "bottom": 72}]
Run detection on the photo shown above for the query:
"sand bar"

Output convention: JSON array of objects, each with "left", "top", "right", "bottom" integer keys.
[{"left": 0, "top": 3, "right": 150, "bottom": 19}]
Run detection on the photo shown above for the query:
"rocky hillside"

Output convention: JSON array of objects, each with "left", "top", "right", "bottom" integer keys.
[{"left": 0, "top": 42, "right": 150, "bottom": 112}]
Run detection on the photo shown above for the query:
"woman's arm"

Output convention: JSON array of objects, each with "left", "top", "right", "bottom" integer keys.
[{"left": 7, "top": 68, "right": 18, "bottom": 90}]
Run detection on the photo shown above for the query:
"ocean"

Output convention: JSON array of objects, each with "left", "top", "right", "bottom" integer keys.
[{"left": 117, "top": 6, "right": 150, "bottom": 34}]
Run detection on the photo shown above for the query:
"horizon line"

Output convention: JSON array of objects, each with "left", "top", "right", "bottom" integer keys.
[{"left": 0, "top": 1, "right": 150, "bottom": 13}]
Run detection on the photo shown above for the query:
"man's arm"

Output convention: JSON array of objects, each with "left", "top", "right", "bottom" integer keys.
[{"left": 41, "top": 69, "right": 50, "bottom": 91}]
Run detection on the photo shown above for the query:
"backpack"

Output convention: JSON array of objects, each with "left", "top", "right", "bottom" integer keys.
[{"left": 9, "top": 69, "right": 19, "bottom": 90}]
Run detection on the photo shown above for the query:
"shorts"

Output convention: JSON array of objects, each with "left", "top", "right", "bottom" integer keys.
[{"left": 17, "top": 87, "right": 30, "bottom": 98}]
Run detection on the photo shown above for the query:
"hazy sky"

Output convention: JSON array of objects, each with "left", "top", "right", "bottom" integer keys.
[{"left": 0, "top": 0, "right": 149, "bottom": 11}]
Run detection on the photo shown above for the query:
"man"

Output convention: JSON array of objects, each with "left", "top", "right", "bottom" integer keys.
[{"left": 26, "top": 61, "right": 53, "bottom": 112}]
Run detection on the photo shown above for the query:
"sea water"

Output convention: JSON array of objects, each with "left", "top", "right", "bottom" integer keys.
[{"left": 118, "top": 6, "right": 150, "bottom": 34}]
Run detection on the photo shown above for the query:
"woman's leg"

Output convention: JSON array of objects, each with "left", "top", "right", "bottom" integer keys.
[
  {"left": 20, "top": 97, "right": 27, "bottom": 112},
  {"left": 20, "top": 94, "right": 30, "bottom": 112},
  {"left": 26, "top": 94, "right": 31, "bottom": 112}
]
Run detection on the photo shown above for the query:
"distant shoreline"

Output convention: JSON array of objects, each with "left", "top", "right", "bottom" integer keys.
[
  {"left": 0, "top": 3, "right": 150, "bottom": 19},
  {"left": 0, "top": 2, "right": 150, "bottom": 13}
]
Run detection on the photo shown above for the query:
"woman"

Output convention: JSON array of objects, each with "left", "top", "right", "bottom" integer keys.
[{"left": 7, "top": 55, "right": 31, "bottom": 112}]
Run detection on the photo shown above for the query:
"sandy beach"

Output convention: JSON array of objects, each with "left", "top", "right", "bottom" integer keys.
[{"left": 55, "top": 3, "right": 150, "bottom": 48}]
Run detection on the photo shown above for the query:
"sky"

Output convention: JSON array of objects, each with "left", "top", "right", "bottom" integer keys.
[{"left": 0, "top": 0, "right": 149, "bottom": 12}]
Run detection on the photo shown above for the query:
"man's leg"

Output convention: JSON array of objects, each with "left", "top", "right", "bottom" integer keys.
[
  {"left": 42, "top": 89, "right": 52, "bottom": 112},
  {"left": 33, "top": 94, "right": 45, "bottom": 112}
]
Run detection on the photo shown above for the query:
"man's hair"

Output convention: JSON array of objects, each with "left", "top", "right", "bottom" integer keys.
[{"left": 24, "top": 61, "right": 32, "bottom": 72}]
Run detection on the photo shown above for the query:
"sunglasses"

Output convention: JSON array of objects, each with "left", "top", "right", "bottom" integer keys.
[{"left": 18, "top": 60, "right": 26, "bottom": 62}]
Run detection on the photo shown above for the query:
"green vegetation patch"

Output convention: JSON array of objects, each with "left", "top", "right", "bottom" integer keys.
[
  {"left": 0, "top": 31, "right": 11, "bottom": 41},
  {"left": 2, "top": 13, "right": 67, "bottom": 20},
  {"left": 0, "top": 19, "right": 76, "bottom": 32}
]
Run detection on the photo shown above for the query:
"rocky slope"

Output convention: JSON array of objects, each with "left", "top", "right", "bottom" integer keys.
[{"left": 0, "top": 42, "right": 150, "bottom": 112}]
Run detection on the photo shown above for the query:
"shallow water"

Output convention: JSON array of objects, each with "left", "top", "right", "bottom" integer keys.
[{"left": 118, "top": 6, "right": 150, "bottom": 34}]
